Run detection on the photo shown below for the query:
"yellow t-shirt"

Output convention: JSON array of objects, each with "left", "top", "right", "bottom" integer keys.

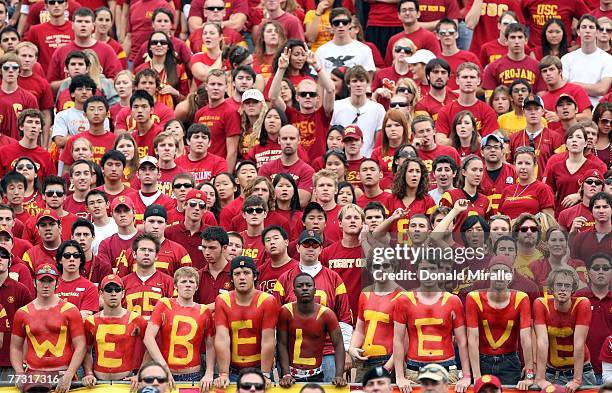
[
  {"left": 498, "top": 111, "right": 548, "bottom": 135},
  {"left": 304, "top": 10, "right": 333, "bottom": 52}
]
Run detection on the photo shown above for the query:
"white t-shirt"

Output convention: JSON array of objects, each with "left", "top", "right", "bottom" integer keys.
[
  {"left": 51, "top": 107, "right": 111, "bottom": 139},
  {"left": 316, "top": 40, "right": 376, "bottom": 74},
  {"left": 561, "top": 47, "right": 612, "bottom": 106},
  {"left": 93, "top": 218, "right": 118, "bottom": 255},
  {"left": 331, "top": 97, "right": 385, "bottom": 158}
]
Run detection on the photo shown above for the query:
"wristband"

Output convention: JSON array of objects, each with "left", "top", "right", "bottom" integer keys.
[
  {"left": 219, "top": 372, "right": 229, "bottom": 377},
  {"left": 86, "top": 372, "right": 94, "bottom": 376}
]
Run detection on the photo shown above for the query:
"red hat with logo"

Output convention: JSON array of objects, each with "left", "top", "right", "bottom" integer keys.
[
  {"left": 110, "top": 195, "right": 135, "bottom": 211},
  {"left": 579, "top": 169, "right": 604, "bottom": 184},
  {"left": 474, "top": 375, "right": 502, "bottom": 393},
  {"left": 556, "top": 93, "right": 577, "bottom": 106},
  {"left": 100, "top": 274, "right": 124, "bottom": 289},
  {"left": 36, "top": 209, "right": 60, "bottom": 224},
  {"left": 342, "top": 124, "right": 363, "bottom": 141},
  {"left": 35, "top": 263, "right": 59, "bottom": 280},
  {"left": 185, "top": 189, "right": 206, "bottom": 202}
]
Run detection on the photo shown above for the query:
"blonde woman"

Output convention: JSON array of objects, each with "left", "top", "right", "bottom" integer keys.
[
  {"left": 371, "top": 38, "right": 416, "bottom": 108},
  {"left": 239, "top": 89, "right": 269, "bottom": 157},
  {"left": 191, "top": 22, "right": 225, "bottom": 86},
  {"left": 110, "top": 70, "right": 133, "bottom": 122}
]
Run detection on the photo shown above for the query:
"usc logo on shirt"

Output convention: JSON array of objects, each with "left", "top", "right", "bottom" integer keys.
[
  {"left": 533, "top": 5, "right": 559, "bottom": 26},
  {"left": 480, "top": 2, "right": 509, "bottom": 17}
]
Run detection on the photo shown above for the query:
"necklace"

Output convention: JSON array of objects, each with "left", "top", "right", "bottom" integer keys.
[
  {"left": 512, "top": 181, "right": 533, "bottom": 198},
  {"left": 593, "top": 143, "right": 612, "bottom": 168}
]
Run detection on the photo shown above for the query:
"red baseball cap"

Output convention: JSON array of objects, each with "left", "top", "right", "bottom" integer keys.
[
  {"left": 474, "top": 375, "right": 502, "bottom": 393},
  {"left": 36, "top": 209, "right": 60, "bottom": 225},
  {"left": 185, "top": 189, "right": 206, "bottom": 202},
  {"left": 100, "top": 274, "right": 123, "bottom": 289},
  {"left": 579, "top": 169, "right": 604, "bottom": 184},
  {"left": 488, "top": 255, "right": 514, "bottom": 269},
  {"left": 343, "top": 124, "right": 363, "bottom": 141},
  {"left": 556, "top": 94, "right": 577, "bottom": 107},
  {"left": 35, "top": 263, "right": 59, "bottom": 280},
  {"left": 110, "top": 195, "right": 135, "bottom": 211}
]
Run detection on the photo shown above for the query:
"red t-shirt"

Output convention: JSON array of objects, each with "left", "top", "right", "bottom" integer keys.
[
  {"left": 133, "top": 37, "right": 192, "bottom": 70},
  {"left": 12, "top": 300, "right": 84, "bottom": 370},
  {"left": 119, "top": 238, "right": 191, "bottom": 277},
  {"left": 122, "top": 270, "right": 174, "bottom": 318},
  {"left": 384, "top": 28, "right": 441, "bottom": 66},
  {"left": 277, "top": 302, "right": 340, "bottom": 370},
  {"left": 84, "top": 310, "right": 147, "bottom": 374},
  {"left": 570, "top": 229, "right": 612, "bottom": 263},
  {"left": 558, "top": 203, "right": 594, "bottom": 232},
  {"left": 0, "top": 88, "right": 39, "bottom": 140},
  {"left": 394, "top": 292, "right": 465, "bottom": 361},
  {"left": 575, "top": 288, "right": 612, "bottom": 374},
  {"left": 418, "top": 0, "right": 461, "bottom": 22},
  {"left": 257, "top": 259, "right": 299, "bottom": 294},
  {"left": 388, "top": 194, "right": 438, "bottom": 238},
  {"left": 188, "top": 0, "right": 248, "bottom": 23},
  {"left": 320, "top": 241, "right": 366, "bottom": 319},
  {"left": 24, "top": 0, "right": 81, "bottom": 29},
  {"left": 465, "top": 290, "right": 532, "bottom": 355},
  {"left": 440, "top": 188, "right": 491, "bottom": 231},
  {"left": 541, "top": 82, "right": 593, "bottom": 130},
  {"left": 521, "top": 0, "right": 590, "bottom": 48},
  {"left": 545, "top": 158, "right": 604, "bottom": 215},
  {"left": 436, "top": 100, "right": 499, "bottom": 137},
  {"left": 533, "top": 296, "right": 592, "bottom": 369},
  {"left": 22, "top": 244, "right": 58, "bottom": 272},
  {"left": 56, "top": 275, "right": 99, "bottom": 313},
  {"left": 24, "top": 21, "right": 73, "bottom": 70},
  {"left": 130, "top": 192, "right": 177, "bottom": 224},
  {"left": 18, "top": 73, "right": 54, "bottom": 111},
  {"left": 149, "top": 298, "right": 214, "bottom": 370},
  {"left": 286, "top": 107, "right": 330, "bottom": 161},
  {"left": 372, "top": 67, "right": 412, "bottom": 109},
  {"left": 47, "top": 40, "right": 123, "bottom": 82},
  {"left": 245, "top": 138, "right": 310, "bottom": 169},
  {"left": 467, "top": 0, "right": 524, "bottom": 54},
  {"left": 480, "top": 162, "right": 517, "bottom": 213},
  {"left": 418, "top": 144, "right": 462, "bottom": 187},
  {"left": 479, "top": 39, "right": 532, "bottom": 67},
  {"left": 94, "top": 185, "right": 140, "bottom": 206},
  {"left": 215, "top": 290, "right": 279, "bottom": 368},
  {"left": 482, "top": 55, "right": 545, "bottom": 92},
  {"left": 127, "top": 0, "right": 174, "bottom": 62},
  {"left": 498, "top": 180, "right": 554, "bottom": 219},
  {"left": 367, "top": 2, "right": 402, "bottom": 27},
  {"left": 371, "top": 146, "right": 397, "bottom": 186},
  {"left": 98, "top": 232, "right": 140, "bottom": 270},
  {"left": 356, "top": 289, "right": 404, "bottom": 357},
  {"left": 509, "top": 128, "right": 566, "bottom": 179},
  {"left": 259, "top": 159, "right": 315, "bottom": 193},
  {"left": 0, "top": 143, "right": 55, "bottom": 179},
  {"left": 175, "top": 153, "right": 228, "bottom": 183},
  {"left": 132, "top": 124, "right": 163, "bottom": 158},
  {"left": 441, "top": 50, "right": 482, "bottom": 90},
  {"left": 415, "top": 90, "right": 458, "bottom": 122},
  {"left": 195, "top": 262, "right": 231, "bottom": 305},
  {"left": 239, "top": 230, "right": 266, "bottom": 265},
  {"left": 114, "top": 102, "right": 175, "bottom": 133},
  {"left": 187, "top": 27, "right": 244, "bottom": 55},
  {"left": 60, "top": 131, "right": 116, "bottom": 166},
  {"left": 81, "top": 256, "right": 113, "bottom": 285},
  {"left": 194, "top": 101, "right": 242, "bottom": 159},
  {"left": 356, "top": 191, "right": 393, "bottom": 213},
  {"left": 0, "top": 278, "right": 33, "bottom": 367}
]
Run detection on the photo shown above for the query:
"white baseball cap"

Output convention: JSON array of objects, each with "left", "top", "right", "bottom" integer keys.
[
  {"left": 241, "top": 89, "right": 265, "bottom": 103},
  {"left": 405, "top": 49, "right": 436, "bottom": 65}
]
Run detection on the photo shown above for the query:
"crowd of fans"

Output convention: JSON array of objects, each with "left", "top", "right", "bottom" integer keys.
[{"left": 0, "top": 0, "right": 609, "bottom": 391}]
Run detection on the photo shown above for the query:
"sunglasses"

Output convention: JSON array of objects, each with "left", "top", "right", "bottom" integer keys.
[
  {"left": 140, "top": 376, "right": 168, "bottom": 384},
  {"left": 606, "top": 178, "right": 612, "bottom": 185},
  {"left": 519, "top": 226, "right": 538, "bottom": 233},
  {"left": 2, "top": 65, "right": 18, "bottom": 71},
  {"left": 46, "top": 0, "right": 66, "bottom": 4},
  {"left": 599, "top": 118, "right": 612, "bottom": 126},
  {"left": 331, "top": 18, "right": 351, "bottom": 27},
  {"left": 372, "top": 263, "right": 392, "bottom": 269},
  {"left": 45, "top": 190, "right": 65, "bottom": 197},
  {"left": 394, "top": 46, "right": 413, "bottom": 54},
  {"left": 300, "top": 242, "right": 320, "bottom": 249},
  {"left": 239, "top": 383, "right": 265, "bottom": 391},
  {"left": 390, "top": 102, "right": 408, "bottom": 108},
  {"left": 299, "top": 91, "right": 318, "bottom": 98},
  {"left": 599, "top": 27, "right": 612, "bottom": 33},
  {"left": 205, "top": 5, "right": 224, "bottom": 10},
  {"left": 173, "top": 183, "right": 193, "bottom": 189},
  {"left": 62, "top": 252, "right": 81, "bottom": 259},
  {"left": 150, "top": 40, "right": 169, "bottom": 46},
  {"left": 584, "top": 179, "right": 603, "bottom": 186},
  {"left": 396, "top": 86, "right": 413, "bottom": 94},
  {"left": 16, "top": 163, "right": 35, "bottom": 170},
  {"left": 437, "top": 29, "right": 456, "bottom": 36},
  {"left": 188, "top": 200, "right": 207, "bottom": 209},
  {"left": 591, "top": 265, "right": 611, "bottom": 272},
  {"left": 103, "top": 286, "right": 123, "bottom": 293},
  {"left": 245, "top": 207, "right": 265, "bottom": 214}
]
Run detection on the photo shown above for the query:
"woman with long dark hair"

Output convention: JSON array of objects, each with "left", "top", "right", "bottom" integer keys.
[
  {"left": 531, "top": 18, "right": 568, "bottom": 60},
  {"left": 135, "top": 31, "right": 188, "bottom": 108},
  {"left": 371, "top": 109, "right": 411, "bottom": 185},
  {"left": 175, "top": 84, "right": 208, "bottom": 127},
  {"left": 266, "top": 40, "right": 314, "bottom": 95},
  {"left": 253, "top": 20, "right": 287, "bottom": 82},
  {"left": 593, "top": 102, "right": 612, "bottom": 169},
  {"left": 311, "top": 125, "right": 345, "bottom": 171},
  {"left": 273, "top": 173, "right": 303, "bottom": 238},
  {"left": 450, "top": 110, "right": 480, "bottom": 158},
  {"left": 198, "top": 182, "right": 222, "bottom": 222},
  {"left": 245, "top": 107, "right": 300, "bottom": 168}
]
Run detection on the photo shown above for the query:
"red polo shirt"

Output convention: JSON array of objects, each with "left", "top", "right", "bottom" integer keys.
[{"left": 195, "top": 262, "right": 231, "bottom": 305}]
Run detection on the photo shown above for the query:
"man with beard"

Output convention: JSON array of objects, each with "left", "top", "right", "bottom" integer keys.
[
  {"left": 466, "top": 256, "right": 534, "bottom": 386},
  {"left": 144, "top": 267, "right": 215, "bottom": 388},
  {"left": 534, "top": 268, "right": 596, "bottom": 390},
  {"left": 82, "top": 274, "right": 147, "bottom": 386},
  {"left": 415, "top": 59, "right": 457, "bottom": 122},
  {"left": 571, "top": 192, "right": 612, "bottom": 264},
  {"left": 258, "top": 226, "right": 298, "bottom": 294},
  {"left": 393, "top": 257, "right": 471, "bottom": 392},
  {"left": 22, "top": 209, "right": 63, "bottom": 271},
  {"left": 228, "top": 67, "right": 256, "bottom": 109},
  {"left": 119, "top": 205, "right": 192, "bottom": 277},
  {"left": 577, "top": 253, "right": 612, "bottom": 384},
  {"left": 560, "top": 169, "right": 605, "bottom": 232},
  {"left": 320, "top": 204, "right": 366, "bottom": 317},
  {"left": 214, "top": 256, "right": 279, "bottom": 386},
  {"left": 259, "top": 125, "right": 315, "bottom": 207},
  {"left": 480, "top": 135, "right": 517, "bottom": 213},
  {"left": 97, "top": 196, "right": 139, "bottom": 271},
  {"left": 85, "top": 190, "right": 117, "bottom": 252},
  {"left": 511, "top": 213, "right": 543, "bottom": 280},
  {"left": 65, "top": 160, "right": 93, "bottom": 217},
  {"left": 278, "top": 273, "right": 346, "bottom": 386}
]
